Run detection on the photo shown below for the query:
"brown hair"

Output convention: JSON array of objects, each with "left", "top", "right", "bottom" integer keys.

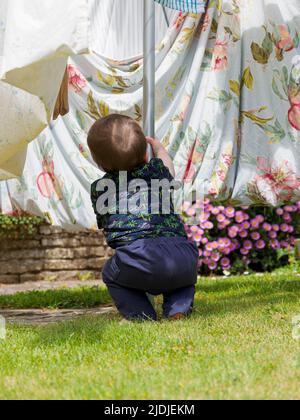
[{"left": 87, "top": 114, "right": 147, "bottom": 172}]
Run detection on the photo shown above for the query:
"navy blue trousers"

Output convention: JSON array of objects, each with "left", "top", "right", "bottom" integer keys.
[{"left": 102, "top": 237, "right": 199, "bottom": 321}]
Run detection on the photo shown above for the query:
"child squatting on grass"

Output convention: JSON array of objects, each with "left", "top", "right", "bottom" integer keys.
[{"left": 88, "top": 114, "right": 198, "bottom": 321}]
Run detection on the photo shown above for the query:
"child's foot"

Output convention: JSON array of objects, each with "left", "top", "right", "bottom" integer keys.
[{"left": 169, "top": 313, "right": 186, "bottom": 321}]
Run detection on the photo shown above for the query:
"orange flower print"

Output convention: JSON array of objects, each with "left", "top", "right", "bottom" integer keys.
[{"left": 276, "top": 25, "right": 294, "bottom": 52}]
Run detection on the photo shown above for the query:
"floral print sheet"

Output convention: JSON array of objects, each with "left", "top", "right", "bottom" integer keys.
[{"left": 1, "top": 0, "right": 300, "bottom": 230}]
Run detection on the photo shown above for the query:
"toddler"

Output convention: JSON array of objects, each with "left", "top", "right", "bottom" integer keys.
[{"left": 88, "top": 114, "right": 198, "bottom": 321}]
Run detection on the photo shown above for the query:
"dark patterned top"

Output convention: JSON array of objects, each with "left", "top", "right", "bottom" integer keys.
[{"left": 91, "top": 158, "right": 187, "bottom": 248}]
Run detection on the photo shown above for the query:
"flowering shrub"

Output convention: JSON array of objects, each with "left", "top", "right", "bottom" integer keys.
[
  {"left": 183, "top": 200, "right": 300, "bottom": 275},
  {"left": 0, "top": 214, "right": 44, "bottom": 239}
]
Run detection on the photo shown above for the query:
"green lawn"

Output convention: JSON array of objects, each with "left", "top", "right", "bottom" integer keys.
[{"left": 0, "top": 268, "right": 300, "bottom": 400}]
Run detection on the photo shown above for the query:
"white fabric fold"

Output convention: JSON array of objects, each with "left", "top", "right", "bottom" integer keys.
[{"left": 0, "top": 0, "right": 90, "bottom": 179}]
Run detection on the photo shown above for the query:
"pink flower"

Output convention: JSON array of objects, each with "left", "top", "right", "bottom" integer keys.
[
  {"left": 276, "top": 208, "right": 284, "bottom": 216},
  {"left": 256, "top": 215, "right": 265, "bottom": 224},
  {"left": 244, "top": 240, "right": 253, "bottom": 250},
  {"left": 280, "top": 224, "right": 290, "bottom": 233},
  {"left": 263, "top": 223, "right": 272, "bottom": 232},
  {"left": 213, "top": 40, "right": 229, "bottom": 72},
  {"left": 193, "top": 234, "right": 202, "bottom": 243},
  {"left": 228, "top": 229, "right": 238, "bottom": 239},
  {"left": 208, "top": 261, "right": 218, "bottom": 271},
  {"left": 251, "top": 232, "right": 261, "bottom": 241},
  {"left": 269, "top": 231, "right": 277, "bottom": 239},
  {"left": 217, "top": 214, "right": 226, "bottom": 223},
  {"left": 255, "top": 157, "right": 300, "bottom": 202},
  {"left": 241, "top": 248, "right": 249, "bottom": 256},
  {"left": 221, "top": 258, "right": 231, "bottom": 268},
  {"left": 242, "top": 222, "right": 251, "bottom": 230},
  {"left": 270, "top": 239, "right": 280, "bottom": 250},
  {"left": 235, "top": 211, "right": 245, "bottom": 223},
  {"left": 239, "top": 230, "right": 248, "bottom": 239},
  {"left": 211, "top": 207, "right": 220, "bottom": 215},
  {"left": 204, "top": 221, "right": 214, "bottom": 230},
  {"left": 276, "top": 25, "right": 294, "bottom": 52},
  {"left": 256, "top": 240, "right": 266, "bottom": 250},
  {"left": 217, "top": 170, "right": 226, "bottom": 182},
  {"left": 283, "top": 213, "right": 292, "bottom": 223},
  {"left": 190, "top": 226, "right": 199, "bottom": 233},
  {"left": 206, "top": 243, "right": 214, "bottom": 252},
  {"left": 272, "top": 224, "right": 280, "bottom": 232},
  {"left": 281, "top": 241, "right": 289, "bottom": 249},
  {"left": 211, "top": 253, "right": 221, "bottom": 262},
  {"left": 225, "top": 207, "right": 235, "bottom": 218},
  {"left": 67, "top": 64, "right": 87, "bottom": 93}
]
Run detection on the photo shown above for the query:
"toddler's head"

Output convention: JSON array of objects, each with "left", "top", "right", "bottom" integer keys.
[{"left": 87, "top": 114, "right": 147, "bottom": 172}]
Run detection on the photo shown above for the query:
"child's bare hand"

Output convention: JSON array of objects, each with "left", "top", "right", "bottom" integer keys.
[{"left": 146, "top": 137, "right": 165, "bottom": 156}]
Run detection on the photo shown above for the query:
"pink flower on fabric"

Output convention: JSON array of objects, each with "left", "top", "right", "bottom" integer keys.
[
  {"left": 213, "top": 39, "right": 229, "bottom": 71},
  {"left": 276, "top": 25, "right": 295, "bottom": 52},
  {"left": 67, "top": 64, "right": 87, "bottom": 93},
  {"left": 255, "top": 157, "right": 300, "bottom": 202}
]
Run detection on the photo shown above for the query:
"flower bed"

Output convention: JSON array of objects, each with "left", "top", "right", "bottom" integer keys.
[{"left": 184, "top": 200, "right": 300, "bottom": 275}]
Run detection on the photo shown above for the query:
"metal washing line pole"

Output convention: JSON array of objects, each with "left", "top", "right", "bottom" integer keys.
[
  {"left": 143, "top": 0, "right": 169, "bottom": 151},
  {"left": 143, "top": 0, "right": 156, "bottom": 143}
]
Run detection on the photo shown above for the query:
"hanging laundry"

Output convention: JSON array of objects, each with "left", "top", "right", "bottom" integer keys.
[
  {"left": 154, "top": 0, "right": 206, "bottom": 13},
  {"left": 0, "top": 0, "right": 90, "bottom": 179},
  {"left": 53, "top": 68, "right": 70, "bottom": 121},
  {"left": 0, "top": 0, "right": 300, "bottom": 230}
]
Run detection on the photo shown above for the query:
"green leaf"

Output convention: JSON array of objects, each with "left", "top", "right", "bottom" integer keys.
[
  {"left": 251, "top": 42, "right": 270, "bottom": 65},
  {"left": 229, "top": 80, "right": 240, "bottom": 96},
  {"left": 242, "top": 67, "right": 254, "bottom": 91},
  {"left": 99, "top": 100, "right": 110, "bottom": 118},
  {"left": 87, "top": 91, "right": 100, "bottom": 120},
  {"left": 272, "top": 77, "right": 287, "bottom": 101},
  {"left": 76, "top": 111, "right": 86, "bottom": 130},
  {"left": 262, "top": 29, "right": 274, "bottom": 56},
  {"left": 211, "top": 19, "right": 218, "bottom": 34},
  {"left": 275, "top": 47, "right": 284, "bottom": 62}
]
